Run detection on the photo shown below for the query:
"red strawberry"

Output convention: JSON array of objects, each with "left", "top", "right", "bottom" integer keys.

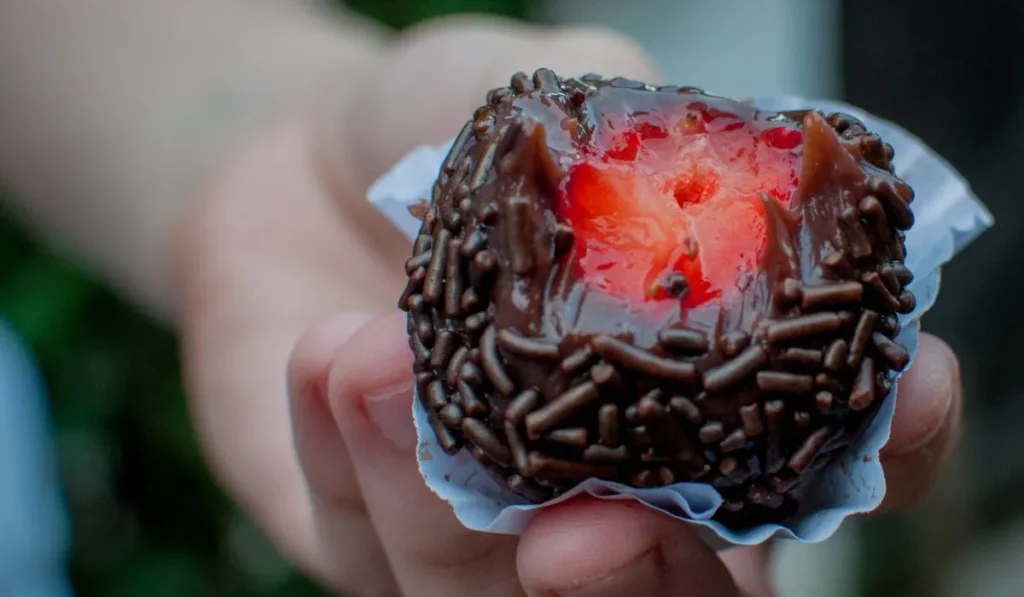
[{"left": 559, "top": 104, "right": 802, "bottom": 312}]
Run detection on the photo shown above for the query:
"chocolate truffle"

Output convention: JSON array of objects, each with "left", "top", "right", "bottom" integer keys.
[{"left": 399, "top": 69, "right": 915, "bottom": 527}]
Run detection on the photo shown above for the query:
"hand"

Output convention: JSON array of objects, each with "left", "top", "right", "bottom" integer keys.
[
  {"left": 292, "top": 313, "right": 959, "bottom": 597},
  {"left": 173, "top": 16, "right": 963, "bottom": 596}
]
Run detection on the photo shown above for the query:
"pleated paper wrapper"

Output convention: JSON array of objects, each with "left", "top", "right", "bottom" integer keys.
[{"left": 367, "top": 95, "right": 993, "bottom": 547}]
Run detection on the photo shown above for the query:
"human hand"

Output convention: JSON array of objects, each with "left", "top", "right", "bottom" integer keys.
[
  {"left": 290, "top": 310, "right": 959, "bottom": 597},
  {"left": 173, "top": 16, "right": 962, "bottom": 596}
]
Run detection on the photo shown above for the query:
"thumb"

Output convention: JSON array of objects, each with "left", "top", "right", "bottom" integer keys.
[
  {"left": 518, "top": 498, "right": 751, "bottom": 597},
  {"left": 326, "top": 311, "right": 522, "bottom": 596}
]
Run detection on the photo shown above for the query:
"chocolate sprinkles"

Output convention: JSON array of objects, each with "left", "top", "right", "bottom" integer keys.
[
  {"left": 405, "top": 251, "right": 432, "bottom": 274},
  {"left": 439, "top": 403, "right": 464, "bottom": 429},
  {"left": 506, "top": 197, "right": 534, "bottom": 274},
  {"left": 847, "top": 310, "right": 879, "bottom": 369},
  {"left": 872, "top": 332, "right": 910, "bottom": 371},
  {"left": 505, "top": 389, "right": 540, "bottom": 424},
  {"left": 704, "top": 345, "right": 767, "bottom": 392},
  {"left": 462, "top": 418, "right": 511, "bottom": 465},
  {"left": 740, "top": 403, "right": 763, "bottom": 436},
  {"left": 766, "top": 313, "right": 842, "bottom": 343},
  {"left": 507, "top": 473, "right": 547, "bottom": 502},
  {"left": 497, "top": 329, "right": 561, "bottom": 360},
  {"left": 422, "top": 228, "right": 450, "bottom": 303},
  {"left": 801, "top": 281, "right": 863, "bottom": 310},
  {"left": 591, "top": 335, "right": 697, "bottom": 382},
  {"left": 720, "top": 429, "right": 748, "bottom": 453},
  {"left": 788, "top": 427, "right": 831, "bottom": 473},
  {"left": 756, "top": 371, "right": 814, "bottom": 394},
  {"left": 505, "top": 421, "right": 530, "bottom": 471},
  {"left": 559, "top": 345, "right": 595, "bottom": 376},
  {"left": 862, "top": 271, "right": 901, "bottom": 312},
  {"left": 546, "top": 428, "right": 589, "bottom": 448},
  {"left": 446, "top": 346, "right": 469, "bottom": 385},
  {"left": 456, "top": 379, "right": 487, "bottom": 417},
  {"left": 444, "top": 238, "right": 464, "bottom": 317},
  {"left": 480, "top": 326, "right": 515, "bottom": 396},
  {"left": 460, "top": 227, "right": 487, "bottom": 258},
  {"left": 425, "top": 380, "right": 448, "bottom": 411},
  {"left": 840, "top": 206, "right": 873, "bottom": 259},
  {"left": 669, "top": 396, "right": 703, "bottom": 426},
  {"left": 585, "top": 444, "right": 628, "bottom": 463},
  {"left": 429, "top": 330, "right": 456, "bottom": 368},
  {"left": 524, "top": 381, "right": 600, "bottom": 439},
  {"left": 400, "top": 70, "right": 918, "bottom": 527},
  {"left": 779, "top": 348, "right": 824, "bottom": 368},
  {"left": 430, "top": 414, "right": 461, "bottom": 454},
  {"left": 598, "top": 404, "right": 621, "bottom": 446},
  {"left": 849, "top": 358, "right": 876, "bottom": 411},
  {"left": 637, "top": 396, "right": 699, "bottom": 463},
  {"left": 823, "top": 339, "right": 849, "bottom": 372},
  {"left": 658, "top": 328, "right": 710, "bottom": 353},
  {"left": 527, "top": 453, "right": 617, "bottom": 481}
]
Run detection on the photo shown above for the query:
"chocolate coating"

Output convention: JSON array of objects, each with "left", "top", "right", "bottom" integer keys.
[{"left": 399, "top": 70, "right": 915, "bottom": 528}]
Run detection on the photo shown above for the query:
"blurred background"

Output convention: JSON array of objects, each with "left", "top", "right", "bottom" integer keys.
[{"left": 0, "top": 0, "right": 1019, "bottom": 595}]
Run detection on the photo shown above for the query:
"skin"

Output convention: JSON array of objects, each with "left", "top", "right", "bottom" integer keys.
[{"left": 0, "top": 5, "right": 962, "bottom": 595}]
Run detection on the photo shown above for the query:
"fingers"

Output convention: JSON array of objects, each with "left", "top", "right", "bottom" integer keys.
[
  {"left": 287, "top": 313, "right": 398, "bottom": 595},
  {"left": 517, "top": 498, "right": 755, "bottom": 597},
  {"left": 327, "top": 311, "right": 522, "bottom": 597},
  {"left": 878, "top": 332, "right": 963, "bottom": 511},
  {"left": 316, "top": 16, "right": 661, "bottom": 200},
  {"left": 720, "top": 545, "right": 775, "bottom": 597}
]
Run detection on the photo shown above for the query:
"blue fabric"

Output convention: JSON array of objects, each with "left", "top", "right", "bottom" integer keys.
[{"left": 0, "top": 321, "right": 73, "bottom": 596}]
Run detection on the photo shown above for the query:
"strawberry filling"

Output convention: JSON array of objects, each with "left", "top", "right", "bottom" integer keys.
[{"left": 558, "top": 103, "right": 802, "bottom": 311}]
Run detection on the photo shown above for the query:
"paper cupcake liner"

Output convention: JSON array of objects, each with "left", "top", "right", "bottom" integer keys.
[{"left": 367, "top": 94, "right": 993, "bottom": 546}]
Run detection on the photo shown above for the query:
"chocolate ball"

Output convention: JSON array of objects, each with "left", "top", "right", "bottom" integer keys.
[{"left": 398, "top": 70, "right": 915, "bottom": 527}]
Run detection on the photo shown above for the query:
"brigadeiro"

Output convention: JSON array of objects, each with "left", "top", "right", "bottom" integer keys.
[{"left": 398, "top": 69, "right": 917, "bottom": 528}]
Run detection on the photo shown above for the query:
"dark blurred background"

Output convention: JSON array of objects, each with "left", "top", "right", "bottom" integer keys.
[{"left": 0, "top": 1, "right": 1019, "bottom": 595}]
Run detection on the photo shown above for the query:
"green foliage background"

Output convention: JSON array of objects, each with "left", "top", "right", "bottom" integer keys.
[{"left": 0, "top": 2, "right": 526, "bottom": 596}]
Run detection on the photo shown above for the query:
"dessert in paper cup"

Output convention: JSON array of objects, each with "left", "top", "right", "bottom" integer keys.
[{"left": 368, "top": 70, "right": 993, "bottom": 546}]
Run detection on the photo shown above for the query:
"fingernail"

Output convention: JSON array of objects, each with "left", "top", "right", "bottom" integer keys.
[
  {"left": 544, "top": 546, "right": 667, "bottom": 597},
  {"left": 364, "top": 381, "right": 417, "bottom": 450}
]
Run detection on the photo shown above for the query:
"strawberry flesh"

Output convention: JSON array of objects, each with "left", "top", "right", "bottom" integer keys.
[{"left": 558, "top": 102, "right": 802, "bottom": 312}]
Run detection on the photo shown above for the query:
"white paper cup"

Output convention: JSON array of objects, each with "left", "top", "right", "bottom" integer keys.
[{"left": 368, "top": 95, "right": 993, "bottom": 546}]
